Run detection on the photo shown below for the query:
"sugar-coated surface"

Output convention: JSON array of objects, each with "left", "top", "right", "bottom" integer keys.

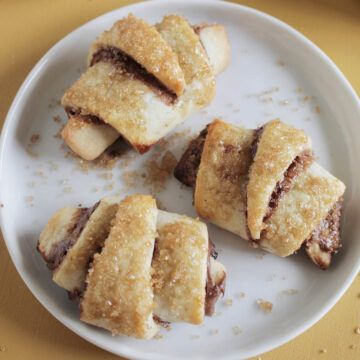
[
  {"left": 247, "top": 119, "right": 312, "bottom": 240},
  {"left": 89, "top": 14, "right": 185, "bottom": 96},
  {"left": 153, "top": 211, "right": 208, "bottom": 324},
  {"left": 62, "top": 15, "right": 216, "bottom": 151},
  {"left": 80, "top": 195, "right": 158, "bottom": 339},
  {"left": 1, "top": 1, "right": 358, "bottom": 359},
  {"left": 195, "top": 119, "right": 253, "bottom": 239}
]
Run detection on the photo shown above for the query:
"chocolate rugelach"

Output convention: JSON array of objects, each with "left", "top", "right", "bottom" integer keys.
[{"left": 174, "top": 120, "right": 345, "bottom": 269}]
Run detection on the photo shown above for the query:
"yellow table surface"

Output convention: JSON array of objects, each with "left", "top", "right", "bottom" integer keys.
[{"left": 0, "top": 0, "right": 359, "bottom": 359}]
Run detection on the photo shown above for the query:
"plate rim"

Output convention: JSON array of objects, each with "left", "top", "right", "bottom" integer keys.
[{"left": 1, "top": 0, "right": 360, "bottom": 359}]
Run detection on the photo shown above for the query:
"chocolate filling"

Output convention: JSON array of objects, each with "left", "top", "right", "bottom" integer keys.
[
  {"left": 153, "top": 315, "right": 170, "bottom": 328},
  {"left": 304, "top": 197, "right": 343, "bottom": 254},
  {"left": 90, "top": 46, "right": 178, "bottom": 106},
  {"left": 246, "top": 125, "right": 314, "bottom": 241},
  {"left": 174, "top": 126, "right": 209, "bottom": 188},
  {"left": 193, "top": 25, "right": 205, "bottom": 36},
  {"left": 264, "top": 150, "right": 314, "bottom": 221},
  {"left": 65, "top": 106, "right": 105, "bottom": 125},
  {"left": 205, "top": 238, "right": 225, "bottom": 316},
  {"left": 44, "top": 201, "right": 100, "bottom": 271},
  {"left": 249, "top": 125, "right": 265, "bottom": 160}
]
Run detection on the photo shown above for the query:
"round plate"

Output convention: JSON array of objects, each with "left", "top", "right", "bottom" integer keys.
[{"left": 1, "top": 1, "right": 360, "bottom": 359}]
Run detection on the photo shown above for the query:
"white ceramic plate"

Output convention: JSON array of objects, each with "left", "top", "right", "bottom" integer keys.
[{"left": 1, "top": 1, "right": 360, "bottom": 359}]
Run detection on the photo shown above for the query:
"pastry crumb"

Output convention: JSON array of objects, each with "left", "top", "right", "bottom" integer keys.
[
  {"left": 27, "top": 196, "right": 34, "bottom": 202},
  {"left": 320, "top": 348, "right": 327, "bottom": 354},
  {"left": 99, "top": 173, "right": 113, "bottom": 180},
  {"left": 30, "top": 134, "right": 40, "bottom": 143},
  {"left": 142, "top": 150, "right": 177, "bottom": 194},
  {"left": 61, "top": 179, "right": 68, "bottom": 185},
  {"left": 278, "top": 60, "right": 285, "bottom": 66},
  {"left": 106, "top": 182, "right": 114, "bottom": 191},
  {"left": 48, "top": 98, "right": 60, "bottom": 109},
  {"left": 214, "top": 311, "right": 222, "bottom": 317},
  {"left": 224, "top": 299, "right": 233, "bottom": 306},
  {"left": 257, "top": 255, "right": 263, "bottom": 260},
  {"left": 53, "top": 115, "right": 62, "bottom": 123},
  {"left": 49, "top": 160, "right": 58, "bottom": 172},
  {"left": 26, "top": 148, "right": 39, "bottom": 159},
  {"left": 257, "top": 299, "right": 273, "bottom": 313},
  {"left": 0, "top": 345, "right": 6, "bottom": 352},
  {"left": 233, "top": 326, "right": 242, "bottom": 335},
  {"left": 123, "top": 171, "right": 138, "bottom": 189},
  {"left": 296, "top": 88, "right": 302, "bottom": 93},
  {"left": 315, "top": 105, "right": 321, "bottom": 113},
  {"left": 350, "top": 344, "right": 356, "bottom": 349},
  {"left": 192, "top": 335, "right": 200, "bottom": 340},
  {"left": 354, "top": 327, "right": 360, "bottom": 334},
  {"left": 238, "top": 292, "right": 246, "bottom": 298},
  {"left": 0, "top": 204, "right": 4, "bottom": 208},
  {"left": 154, "top": 333, "right": 163, "bottom": 340},
  {"left": 210, "top": 329, "right": 219, "bottom": 335},
  {"left": 65, "top": 187, "right": 72, "bottom": 193},
  {"left": 281, "top": 99, "right": 291, "bottom": 105},
  {"left": 36, "top": 171, "right": 48, "bottom": 179},
  {"left": 53, "top": 124, "right": 65, "bottom": 139}
]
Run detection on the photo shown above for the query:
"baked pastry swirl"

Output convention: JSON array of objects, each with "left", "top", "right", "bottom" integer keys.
[
  {"left": 61, "top": 14, "right": 230, "bottom": 160},
  {"left": 174, "top": 119, "right": 345, "bottom": 269},
  {"left": 37, "top": 194, "right": 226, "bottom": 339}
]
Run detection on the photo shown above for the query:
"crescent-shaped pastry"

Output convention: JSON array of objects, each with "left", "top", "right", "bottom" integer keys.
[
  {"left": 61, "top": 14, "right": 230, "bottom": 160},
  {"left": 175, "top": 119, "right": 345, "bottom": 269},
  {"left": 37, "top": 194, "right": 226, "bottom": 339}
]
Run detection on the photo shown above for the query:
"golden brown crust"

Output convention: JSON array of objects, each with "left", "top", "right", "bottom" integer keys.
[
  {"left": 189, "top": 119, "right": 345, "bottom": 267},
  {"left": 156, "top": 15, "right": 215, "bottom": 108},
  {"left": 152, "top": 211, "right": 208, "bottom": 324},
  {"left": 194, "top": 119, "right": 253, "bottom": 238},
  {"left": 62, "top": 16, "right": 216, "bottom": 155},
  {"left": 80, "top": 195, "right": 159, "bottom": 339},
  {"left": 247, "top": 119, "right": 312, "bottom": 239},
  {"left": 62, "top": 15, "right": 220, "bottom": 159},
  {"left": 62, "top": 61, "right": 156, "bottom": 148},
  {"left": 260, "top": 163, "right": 345, "bottom": 257},
  {"left": 88, "top": 14, "right": 185, "bottom": 96}
]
